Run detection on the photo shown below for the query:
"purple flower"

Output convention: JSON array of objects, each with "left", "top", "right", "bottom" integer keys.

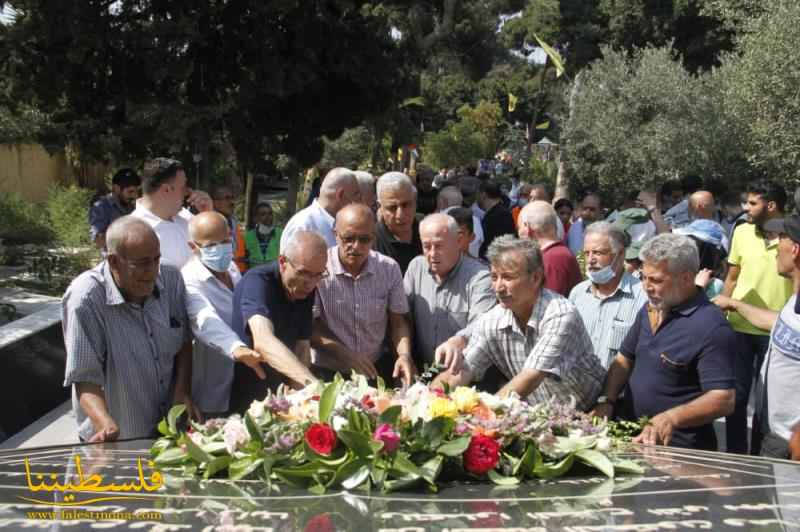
[{"left": 373, "top": 424, "right": 400, "bottom": 454}]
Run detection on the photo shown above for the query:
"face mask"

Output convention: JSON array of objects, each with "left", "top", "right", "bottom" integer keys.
[
  {"left": 257, "top": 224, "right": 274, "bottom": 236},
  {"left": 199, "top": 242, "right": 234, "bottom": 272},
  {"left": 587, "top": 254, "right": 619, "bottom": 285}
]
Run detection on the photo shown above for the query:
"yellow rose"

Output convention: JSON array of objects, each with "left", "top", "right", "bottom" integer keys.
[
  {"left": 451, "top": 386, "right": 479, "bottom": 413},
  {"left": 428, "top": 397, "right": 459, "bottom": 419}
]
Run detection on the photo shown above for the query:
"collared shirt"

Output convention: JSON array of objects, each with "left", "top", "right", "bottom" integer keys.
[
  {"left": 374, "top": 219, "right": 422, "bottom": 275},
  {"left": 182, "top": 256, "right": 244, "bottom": 413},
  {"left": 569, "top": 272, "right": 648, "bottom": 369},
  {"left": 404, "top": 254, "right": 495, "bottom": 364},
  {"left": 62, "top": 262, "right": 190, "bottom": 441},
  {"left": 230, "top": 262, "right": 313, "bottom": 412},
  {"left": 728, "top": 223, "right": 793, "bottom": 336},
  {"left": 663, "top": 199, "right": 690, "bottom": 229},
  {"left": 132, "top": 204, "right": 194, "bottom": 269},
  {"left": 759, "top": 294, "right": 800, "bottom": 443},
  {"left": 620, "top": 290, "right": 737, "bottom": 450},
  {"left": 463, "top": 289, "right": 605, "bottom": 411},
  {"left": 279, "top": 199, "right": 336, "bottom": 252},
  {"left": 313, "top": 248, "right": 407, "bottom": 366},
  {"left": 89, "top": 194, "right": 133, "bottom": 242},
  {"left": 566, "top": 219, "right": 586, "bottom": 255},
  {"left": 541, "top": 240, "right": 582, "bottom": 297}
]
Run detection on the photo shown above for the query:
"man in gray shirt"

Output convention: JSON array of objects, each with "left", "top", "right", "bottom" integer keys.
[
  {"left": 63, "top": 216, "right": 199, "bottom": 442},
  {"left": 404, "top": 213, "right": 495, "bottom": 371}
]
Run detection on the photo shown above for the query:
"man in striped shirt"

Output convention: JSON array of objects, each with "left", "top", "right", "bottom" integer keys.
[
  {"left": 311, "top": 204, "right": 416, "bottom": 387},
  {"left": 434, "top": 236, "right": 605, "bottom": 411},
  {"left": 63, "top": 216, "right": 199, "bottom": 442}
]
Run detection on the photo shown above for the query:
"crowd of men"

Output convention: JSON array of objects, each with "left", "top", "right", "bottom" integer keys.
[{"left": 72, "top": 162, "right": 800, "bottom": 460}]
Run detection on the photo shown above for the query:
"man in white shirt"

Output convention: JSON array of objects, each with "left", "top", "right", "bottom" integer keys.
[
  {"left": 280, "top": 167, "right": 361, "bottom": 251},
  {"left": 132, "top": 157, "right": 213, "bottom": 269},
  {"left": 182, "top": 212, "right": 268, "bottom": 416}
]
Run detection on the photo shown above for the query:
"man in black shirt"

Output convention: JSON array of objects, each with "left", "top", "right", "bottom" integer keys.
[
  {"left": 478, "top": 180, "right": 516, "bottom": 258},
  {"left": 375, "top": 172, "right": 422, "bottom": 274}
]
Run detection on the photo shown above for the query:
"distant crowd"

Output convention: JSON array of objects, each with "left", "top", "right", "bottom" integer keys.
[{"left": 70, "top": 161, "right": 800, "bottom": 461}]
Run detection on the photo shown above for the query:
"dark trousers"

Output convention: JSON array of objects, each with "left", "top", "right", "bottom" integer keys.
[
  {"left": 312, "top": 350, "right": 397, "bottom": 387},
  {"left": 725, "top": 332, "right": 770, "bottom": 454}
]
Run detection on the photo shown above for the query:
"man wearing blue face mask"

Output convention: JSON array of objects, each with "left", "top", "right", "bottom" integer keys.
[
  {"left": 569, "top": 222, "right": 648, "bottom": 375},
  {"left": 182, "top": 212, "right": 269, "bottom": 417}
]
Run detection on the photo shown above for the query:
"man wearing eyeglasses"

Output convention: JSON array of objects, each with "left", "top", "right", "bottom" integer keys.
[
  {"left": 229, "top": 230, "right": 327, "bottom": 412},
  {"left": 311, "top": 204, "right": 416, "bottom": 387}
]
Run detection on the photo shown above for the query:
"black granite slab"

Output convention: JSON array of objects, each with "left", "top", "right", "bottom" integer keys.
[{"left": 1, "top": 440, "right": 800, "bottom": 530}]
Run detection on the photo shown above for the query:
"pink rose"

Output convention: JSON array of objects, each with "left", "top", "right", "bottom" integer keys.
[{"left": 373, "top": 423, "right": 400, "bottom": 454}]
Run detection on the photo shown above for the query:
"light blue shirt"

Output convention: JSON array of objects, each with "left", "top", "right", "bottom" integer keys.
[
  {"left": 566, "top": 219, "right": 585, "bottom": 255},
  {"left": 568, "top": 272, "right": 648, "bottom": 369}
]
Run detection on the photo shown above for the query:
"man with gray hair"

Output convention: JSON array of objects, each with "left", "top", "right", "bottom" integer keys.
[
  {"left": 280, "top": 167, "right": 361, "bottom": 251},
  {"left": 437, "top": 185, "right": 484, "bottom": 258},
  {"left": 569, "top": 221, "right": 648, "bottom": 369},
  {"left": 433, "top": 235, "right": 605, "bottom": 411},
  {"left": 594, "top": 233, "right": 736, "bottom": 450},
  {"left": 63, "top": 216, "right": 198, "bottom": 442},
  {"left": 518, "top": 200, "right": 581, "bottom": 296},
  {"left": 231, "top": 230, "right": 327, "bottom": 412},
  {"left": 375, "top": 172, "right": 422, "bottom": 274},
  {"left": 354, "top": 170, "right": 377, "bottom": 212}
]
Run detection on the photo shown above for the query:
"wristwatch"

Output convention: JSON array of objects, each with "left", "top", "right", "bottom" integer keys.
[{"left": 596, "top": 395, "right": 616, "bottom": 406}]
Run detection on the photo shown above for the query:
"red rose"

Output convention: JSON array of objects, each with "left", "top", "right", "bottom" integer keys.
[
  {"left": 305, "top": 423, "right": 337, "bottom": 456},
  {"left": 463, "top": 434, "right": 500, "bottom": 475}
]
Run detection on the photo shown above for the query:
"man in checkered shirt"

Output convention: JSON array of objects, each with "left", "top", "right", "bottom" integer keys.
[{"left": 434, "top": 235, "right": 605, "bottom": 411}]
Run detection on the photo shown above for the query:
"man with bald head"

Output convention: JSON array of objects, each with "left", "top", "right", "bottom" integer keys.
[
  {"left": 405, "top": 213, "right": 495, "bottom": 371},
  {"left": 375, "top": 172, "right": 423, "bottom": 274},
  {"left": 311, "top": 204, "right": 415, "bottom": 386},
  {"left": 437, "top": 185, "right": 484, "bottom": 258},
  {"left": 63, "top": 216, "right": 198, "bottom": 442},
  {"left": 280, "top": 167, "right": 361, "bottom": 251},
  {"left": 230, "top": 230, "right": 327, "bottom": 411},
  {"left": 182, "top": 212, "right": 269, "bottom": 417},
  {"left": 519, "top": 201, "right": 581, "bottom": 296}
]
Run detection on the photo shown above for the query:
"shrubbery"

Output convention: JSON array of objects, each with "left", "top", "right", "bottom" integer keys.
[
  {"left": 46, "top": 185, "right": 95, "bottom": 248},
  {"left": 0, "top": 193, "right": 51, "bottom": 244}
]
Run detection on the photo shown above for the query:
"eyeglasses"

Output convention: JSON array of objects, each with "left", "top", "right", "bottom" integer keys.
[
  {"left": 338, "top": 234, "right": 373, "bottom": 245},
  {"left": 285, "top": 257, "right": 328, "bottom": 281}
]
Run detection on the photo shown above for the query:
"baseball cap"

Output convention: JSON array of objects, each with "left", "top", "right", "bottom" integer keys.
[{"left": 764, "top": 216, "right": 800, "bottom": 244}]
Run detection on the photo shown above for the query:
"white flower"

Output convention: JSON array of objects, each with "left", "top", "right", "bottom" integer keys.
[
  {"left": 222, "top": 417, "right": 250, "bottom": 454},
  {"left": 332, "top": 415, "right": 348, "bottom": 431},
  {"left": 188, "top": 431, "right": 204, "bottom": 447},
  {"left": 595, "top": 437, "right": 612, "bottom": 452},
  {"left": 248, "top": 400, "right": 265, "bottom": 421}
]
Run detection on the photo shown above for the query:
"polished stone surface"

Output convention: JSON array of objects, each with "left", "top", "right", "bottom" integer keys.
[{"left": 1, "top": 440, "right": 800, "bottom": 530}]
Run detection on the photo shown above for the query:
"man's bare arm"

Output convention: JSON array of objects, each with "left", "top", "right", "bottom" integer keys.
[
  {"left": 712, "top": 295, "right": 778, "bottom": 332},
  {"left": 249, "top": 315, "right": 316, "bottom": 387},
  {"left": 722, "top": 263, "right": 740, "bottom": 298},
  {"left": 76, "top": 383, "right": 119, "bottom": 442},
  {"left": 498, "top": 368, "right": 547, "bottom": 398},
  {"left": 389, "top": 312, "right": 416, "bottom": 387}
]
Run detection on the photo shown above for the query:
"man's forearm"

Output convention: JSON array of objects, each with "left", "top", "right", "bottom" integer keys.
[
  {"left": 665, "top": 389, "right": 735, "bottom": 428},
  {"left": 727, "top": 299, "right": 778, "bottom": 332},
  {"left": 722, "top": 265, "right": 739, "bottom": 297},
  {"left": 499, "top": 368, "right": 546, "bottom": 398},
  {"left": 251, "top": 317, "right": 315, "bottom": 385},
  {"left": 389, "top": 313, "right": 413, "bottom": 359},
  {"left": 173, "top": 342, "right": 192, "bottom": 397},
  {"left": 604, "top": 354, "right": 634, "bottom": 400},
  {"left": 76, "top": 382, "right": 115, "bottom": 430},
  {"left": 311, "top": 321, "right": 353, "bottom": 362}
]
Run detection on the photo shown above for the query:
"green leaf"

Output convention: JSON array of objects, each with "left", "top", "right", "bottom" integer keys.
[
  {"left": 229, "top": 457, "right": 264, "bottom": 480},
  {"left": 377, "top": 405, "right": 402, "bottom": 427},
  {"left": 488, "top": 469, "right": 520, "bottom": 485},
  {"left": 338, "top": 429, "right": 375, "bottom": 458},
  {"left": 153, "top": 447, "right": 188, "bottom": 466},
  {"left": 391, "top": 452, "right": 422, "bottom": 478},
  {"left": 341, "top": 463, "right": 371, "bottom": 490},
  {"left": 149, "top": 437, "right": 173, "bottom": 457},
  {"left": 157, "top": 419, "right": 170, "bottom": 437},
  {"left": 308, "top": 483, "right": 326, "bottom": 495},
  {"left": 181, "top": 434, "right": 212, "bottom": 464},
  {"left": 514, "top": 444, "right": 535, "bottom": 477},
  {"left": 422, "top": 417, "right": 454, "bottom": 448},
  {"left": 534, "top": 453, "right": 575, "bottom": 480},
  {"left": 576, "top": 449, "right": 614, "bottom": 478},
  {"left": 244, "top": 414, "right": 263, "bottom": 447},
  {"left": 384, "top": 473, "right": 422, "bottom": 493},
  {"left": 418, "top": 455, "right": 444, "bottom": 485},
  {"left": 437, "top": 436, "right": 471, "bottom": 457},
  {"left": 204, "top": 456, "right": 232, "bottom": 479},
  {"left": 201, "top": 441, "right": 229, "bottom": 455},
  {"left": 318, "top": 380, "right": 343, "bottom": 423},
  {"left": 612, "top": 458, "right": 645, "bottom": 475},
  {"left": 167, "top": 404, "right": 186, "bottom": 435}
]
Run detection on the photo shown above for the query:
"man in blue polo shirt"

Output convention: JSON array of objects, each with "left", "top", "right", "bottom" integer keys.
[
  {"left": 594, "top": 233, "right": 736, "bottom": 450},
  {"left": 230, "top": 230, "right": 326, "bottom": 413}
]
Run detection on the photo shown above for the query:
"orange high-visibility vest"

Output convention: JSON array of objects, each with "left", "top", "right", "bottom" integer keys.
[{"left": 234, "top": 222, "right": 248, "bottom": 273}]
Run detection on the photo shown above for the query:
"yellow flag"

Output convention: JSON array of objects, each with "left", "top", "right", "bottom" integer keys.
[
  {"left": 534, "top": 34, "right": 565, "bottom": 78},
  {"left": 508, "top": 93, "right": 518, "bottom": 112},
  {"left": 536, "top": 120, "right": 550, "bottom": 130}
]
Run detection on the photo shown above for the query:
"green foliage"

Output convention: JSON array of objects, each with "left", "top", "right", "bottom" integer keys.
[
  {"left": 0, "top": 193, "right": 51, "bottom": 244},
  {"left": 319, "top": 127, "right": 374, "bottom": 170},
  {"left": 423, "top": 101, "right": 505, "bottom": 169},
  {"left": 46, "top": 185, "right": 94, "bottom": 248}
]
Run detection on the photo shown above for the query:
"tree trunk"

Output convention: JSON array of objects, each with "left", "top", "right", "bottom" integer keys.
[
  {"left": 243, "top": 163, "right": 254, "bottom": 229},
  {"left": 554, "top": 72, "right": 583, "bottom": 201},
  {"left": 286, "top": 171, "right": 300, "bottom": 218}
]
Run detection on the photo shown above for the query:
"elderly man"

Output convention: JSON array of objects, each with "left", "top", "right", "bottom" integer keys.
[
  {"left": 230, "top": 230, "right": 327, "bottom": 412},
  {"left": 311, "top": 204, "right": 415, "bottom": 386},
  {"left": 182, "top": 212, "right": 268, "bottom": 417},
  {"left": 434, "top": 236, "right": 605, "bottom": 410},
  {"left": 132, "top": 158, "right": 213, "bottom": 269},
  {"left": 569, "top": 222, "right": 648, "bottom": 369},
  {"left": 375, "top": 172, "right": 422, "bottom": 274},
  {"left": 280, "top": 167, "right": 361, "bottom": 251},
  {"left": 63, "top": 216, "right": 197, "bottom": 442},
  {"left": 437, "top": 185, "right": 484, "bottom": 258},
  {"left": 518, "top": 201, "right": 581, "bottom": 296},
  {"left": 595, "top": 233, "right": 736, "bottom": 450},
  {"left": 89, "top": 167, "right": 140, "bottom": 250},
  {"left": 354, "top": 171, "right": 377, "bottom": 212},
  {"left": 405, "top": 213, "right": 495, "bottom": 370},
  {"left": 566, "top": 192, "right": 602, "bottom": 255}
]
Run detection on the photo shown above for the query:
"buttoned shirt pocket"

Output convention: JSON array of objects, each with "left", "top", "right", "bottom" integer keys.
[{"left": 151, "top": 316, "right": 185, "bottom": 362}]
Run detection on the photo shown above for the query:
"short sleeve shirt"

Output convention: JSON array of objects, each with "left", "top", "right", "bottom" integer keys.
[
  {"left": 132, "top": 204, "right": 194, "bottom": 269},
  {"left": 279, "top": 200, "right": 336, "bottom": 252},
  {"left": 727, "top": 223, "right": 793, "bottom": 336},
  {"left": 374, "top": 220, "right": 423, "bottom": 275},
  {"left": 541, "top": 241, "right": 583, "bottom": 297},
  {"left": 89, "top": 194, "right": 132, "bottom": 241},
  {"left": 620, "top": 290, "right": 737, "bottom": 450},
  {"left": 230, "top": 262, "right": 313, "bottom": 411}
]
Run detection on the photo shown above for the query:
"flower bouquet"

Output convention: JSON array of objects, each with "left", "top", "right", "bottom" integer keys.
[{"left": 150, "top": 374, "right": 642, "bottom": 493}]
